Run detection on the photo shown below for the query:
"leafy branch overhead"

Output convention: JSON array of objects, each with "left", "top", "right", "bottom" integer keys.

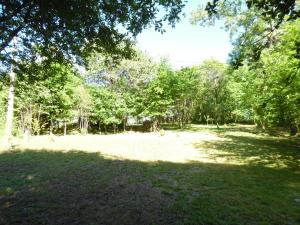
[
  {"left": 191, "top": 0, "right": 300, "bottom": 66},
  {"left": 0, "top": 0, "right": 185, "bottom": 72}
]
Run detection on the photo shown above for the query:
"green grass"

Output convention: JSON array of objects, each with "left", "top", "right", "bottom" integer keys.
[{"left": 0, "top": 125, "right": 299, "bottom": 225}]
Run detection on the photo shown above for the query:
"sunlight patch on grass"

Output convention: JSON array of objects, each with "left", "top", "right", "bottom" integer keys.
[
  {"left": 4, "top": 125, "right": 299, "bottom": 169},
  {"left": 11, "top": 131, "right": 226, "bottom": 163},
  {"left": 194, "top": 129, "right": 300, "bottom": 169}
]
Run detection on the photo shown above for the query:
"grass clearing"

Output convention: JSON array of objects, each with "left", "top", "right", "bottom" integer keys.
[{"left": 0, "top": 125, "right": 300, "bottom": 225}]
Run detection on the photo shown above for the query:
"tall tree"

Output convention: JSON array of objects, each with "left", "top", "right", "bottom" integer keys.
[
  {"left": 193, "top": 60, "right": 230, "bottom": 126},
  {"left": 1, "top": 0, "right": 185, "bottom": 70},
  {"left": 14, "top": 61, "right": 79, "bottom": 135},
  {"left": 85, "top": 49, "right": 157, "bottom": 131},
  {"left": 0, "top": 0, "right": 185, "bottom": 144},
  {"left": 191, "top": 0, "right": 300, "bottom": 66},
  {"left": 171, "top": 67, "right": 198, "bottom": 128}
]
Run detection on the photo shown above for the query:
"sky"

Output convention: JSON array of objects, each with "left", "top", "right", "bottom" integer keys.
[{"left": 136, "top": 0, "right": 232, "bottom": 69}]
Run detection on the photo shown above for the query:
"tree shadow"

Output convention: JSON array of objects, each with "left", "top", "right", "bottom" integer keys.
[
  {"left": 166, "top": 123, "right": 293, "bottom": 137},
  {"left": 0, "top": 149, "right": 299, "bottom": 225},
  {"left": 194, "top": 133, "right": 300, "bottom": 169},
  {"left": 162, "top": 124, "right": 264, "bottom": 134}
]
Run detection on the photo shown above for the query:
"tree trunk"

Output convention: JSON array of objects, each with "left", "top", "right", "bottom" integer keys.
[
  {"left": 98, "top": 121, "right": 101, "bottom": 134},
  {"left": 50, "top": 121, "right": 53, "bottom": 135},
  {"left": 23, "top": 128, "right": 30, "bottom": 144},
  {"left": 123, "top": 116, "right": 127, "bottom": 132},
  {"left": 290, "top": 120, "right": 298, "bottom": 136},
  {"left": 4, "top": 71, "right": 16, "bottom": 148},
  {"left": 85, "top": 120, "right": 89, "bottom": 134},
  {"left": 179, "top": 118, "right": 183, "bottom": 129},
  {"left": 64, "top": 121, "right": 67, "bottom": 136},
  {"left": 152, "top": 119, "right": 160, "bottom": 132}
]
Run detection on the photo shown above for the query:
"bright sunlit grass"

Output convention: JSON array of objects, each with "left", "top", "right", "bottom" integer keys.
[{"left": 12, "top": 129, "right": 224, "bottom": 163}]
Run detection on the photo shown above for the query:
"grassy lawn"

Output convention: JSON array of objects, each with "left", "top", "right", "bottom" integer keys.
[{"left": 0, "top": 125, "right": 299, "bottom": 225}]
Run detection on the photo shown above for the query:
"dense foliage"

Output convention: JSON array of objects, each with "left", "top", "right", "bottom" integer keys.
[
  {"left": 191, "top": 0, "right": 300, "bottom": 135},
  {"left": 0, "top": 53, "right": 244, "bottom": 135},
  {"left": 228, "top": 19, "right": 300, "bottom": 134},
  {"left": 0, "top": 0, "right": 185, "bottom": 143},
  {"left": 0, "top": 1, "right": 299, "bottom": 137},
  {"left": 0, "top": 0, "right": 185, "bottom": 74}
]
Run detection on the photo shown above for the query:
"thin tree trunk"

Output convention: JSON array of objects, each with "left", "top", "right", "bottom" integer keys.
[
  {"left": 86, "top": 120, "right": 89, "bottom": 134},
  {"left": 23, "top": 128, "right": 30, "bottom": 144},
  {"left": 123, "top": 116, "right": 126, "bottom": 132},
  {"left": 98, "top": 121, "right": 101, "bottom": 134},
  {"left": 64, "top": 121, "right": 67, "bottom": 136},
  {"left": 50, "top": 121, "right": 53, "bottom": 135},
  {"left": 290, "top": 120, "right": 298, "bottom": 136},
  {"left": 37, "top": 105, "right": 41, "bottom": 135},
  {"left": 4, "top": 71, "right": 16, "bottom": 148}
]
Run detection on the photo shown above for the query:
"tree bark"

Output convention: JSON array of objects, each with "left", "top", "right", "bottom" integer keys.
[
  {"left": 123, "top": 116, "right": 127, "bottom": 132},
  {"left": 98, "top": 121, "right": 101, "bottom": 134},
  {"left": 290, "top": 120, "right": 298, "bottom": 136},
  {"left": 64, "top": 121, "right": 67, "bottom": 136},
  {"left": 50, "top": 121, "right": 53, "bottom": 135},
  {"left": 4, "top": 71, "right": 16, "bottom": 148}
]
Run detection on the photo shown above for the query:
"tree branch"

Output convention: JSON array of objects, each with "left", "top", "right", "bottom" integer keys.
[
  {"left": 0, "top": 2, "right": 33, "bottom": 52},
  {"left": 0, "top": 25, "right": 24, "bottom": 52},
  {"left": 0, "top": 1, "right": 30, "bottom": 23}
]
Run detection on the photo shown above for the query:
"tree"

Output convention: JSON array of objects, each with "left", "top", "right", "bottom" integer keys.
[
  {"left": 1, "top": 0, "right": 185, "bottom": 70},
  {"left": 192, "top": 60, "right": 230, "bottom": 126},
  {"left": 1, "top": 0, "right": 185, "bottom": 144},
  {"left": 139, "top": 59, "right": 174, "bottom": 130},
  {"left": 192, "top": 1, "right": 300, "bottom": 135},
  {"left": 14, "top": 62, "right": 79, "bottom": 135},
  {"left": 0, "top": 85, "right": 8, "bottom": 135},
  {"left": 90, "top": 87, "right": 126, "bottom": 133},
  {"left": 252, "top": 19, "right": 300, "bottom": 133},
  {"left": 191, "top": 0, "right": 300, "bottom": 66},
  {"left": 227, "top": 66, "right": 253, "bottom": 123},
  {"left": 74, "top": 84, "right": 92, "bottom": 134},
  {"left": 225, "top": 19, "right": 300, "bottom": 134},
  {"left": 85, "top": 49, "right": 158, "bottom": 131},
  {"left": 194, "top": 0, "right": 299, "bottom": 28},
  {"left": 171, "top": 67, "right": 198, "bottom": 128}
]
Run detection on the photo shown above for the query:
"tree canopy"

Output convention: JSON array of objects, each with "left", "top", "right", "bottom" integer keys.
[
  {"left": 0, "top": 1, "right": 299, "bottom": 138},
  {"left": 0, "top": 0, "right": 185, "bottom": 73},
  {"left": 191, "top": 0, "right": 300, "bottom": 66}
]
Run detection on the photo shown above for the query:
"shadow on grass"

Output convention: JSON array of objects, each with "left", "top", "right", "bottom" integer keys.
[
  {"left": 162, "top": 124, "right": 259, "bottom": 134},
  {"left": 210, "top": 127, "right": 290, "bottom": 137},
  {"left": 0, "top": 149, "right": 300, "bottom": 225},
  {"left": 163, "top": 123, "right": 294, "bottom": 137},
  {"left": 194, "top": 134, "right": 300, "bottom": 170}
]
